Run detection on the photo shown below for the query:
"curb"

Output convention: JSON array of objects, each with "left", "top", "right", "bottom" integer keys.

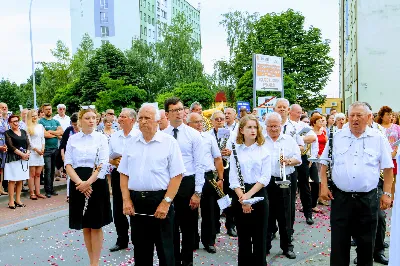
[{"left": 0, "top": 183, "right": 67, "bottom": 204}]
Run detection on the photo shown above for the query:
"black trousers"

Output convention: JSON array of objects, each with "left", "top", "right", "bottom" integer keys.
[
  {"left": 297, "top": 155, "right": 312, "bottom": 218},
  {"left": 130, "top": 190, "right": 174, "bottom": 266},
  {"left": 111, "top": 169, "right": 129, "bottom": 246},
  {"left": 330, "top": 186, "right": 379, "bottom": 266},
  {"left": 309, "top": 162, "right": 320, "bottom": 208},
  {"left": 222, "top": 164, "right": 235, "bottom": 230},
  {"left": 173, "top": 175, "right": 197, "bottom": 266},
  {"left": 234, "top": 183, "right": 268, "bottom": 266},
  {"left": 266, "top": 176, "right": 293, "bottom": 253},
  {"left": 289, "top": 171, "right": 297, "bottom": 236},
  {"left": 43, "top": 148, "right": 57, "bottom": 194},
  {"left": 201, "top": 171, "right": 220, "bottom": 247}
]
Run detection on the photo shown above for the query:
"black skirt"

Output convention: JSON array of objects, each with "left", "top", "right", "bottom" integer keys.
[{"left": 69, "top": 167, "right": 113, "bottom": 230}]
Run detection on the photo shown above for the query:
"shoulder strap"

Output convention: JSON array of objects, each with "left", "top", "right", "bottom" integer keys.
[{"left": 231, "top": 143, "right": 245, "bottom": 193}]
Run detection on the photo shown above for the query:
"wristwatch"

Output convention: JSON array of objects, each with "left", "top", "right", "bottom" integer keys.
[
  {"left": 383, "top": 192, "right": 392, "bottom": 198},
  {"left": 163, "top": 197, "right": 173, "bottom": 203},
  {"left": 194, "top": 192, "right": 202, "bottom": 198}
]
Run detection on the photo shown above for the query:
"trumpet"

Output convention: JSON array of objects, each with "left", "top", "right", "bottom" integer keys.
[
  {"left": 207, "top": 171, "right": 226, "bottom": 198},
  {"left": 302, "top": 143, "right": 311, "bottom": 158},
  {"left": 276, "top": 147, "right": 291, "bottom": 188}
]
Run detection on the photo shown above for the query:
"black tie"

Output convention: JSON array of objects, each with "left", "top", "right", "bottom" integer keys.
[{"left": 173, "top": 128, "right": 179, "bottom": 139}]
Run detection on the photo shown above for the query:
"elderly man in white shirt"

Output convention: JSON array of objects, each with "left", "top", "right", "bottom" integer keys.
[
  {"left": 118, "top": 103, "right": 185, "bottom": 266},
  {"left": 53, "top": 104, "right": 71, "bottom": 131},
  {"left": 187, "top": 112, "right": 224, "bottom": 254},
  {"left": 320, "top": 102, "right": 393, "bottom": 266},
  {"left": 163, "top": 97, "right": 205, "bottom": 266},
  {"left": 264, "top": 112, "right": 301, "bottom": 259}
]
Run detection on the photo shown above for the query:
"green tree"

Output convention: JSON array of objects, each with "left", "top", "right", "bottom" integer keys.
[
  {"left": 173, "top": 82, "right": 214, "bottom": 109},
  {"left": 0, "top": 79, "right": 21, "bottom": 112},
  {"left": 70, "top": 33, "right": 95, "bottom": 80},
  {"left": 19, "top": 68, "right": 43, "bottom": 109},
  {"left": 156, "top": 92, "right": 175, "bottom": 109},
  {"left": 94, "top": 73, "right": 146, "bottom": 112}
]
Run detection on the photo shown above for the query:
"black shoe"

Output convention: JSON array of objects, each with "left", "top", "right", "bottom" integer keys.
[
  {"left": 351, "top": 239, "right": 357, "bottom": 246},
  {"left": 283, "top": 250, "right": 296, "bottom": 259},
  {"left": 306, "top": 217, "right": 314, "bottom": 225},
  {"left": 374, "top": 254, "right": 389, "bottom": 265},
  {"left": 109, "top": 244, "right": 128, "bottom": 252},
  {"left": 354, "top": 257, "right": 357, "bottom": 264},
  {"left": 204, "top": 246, "right": 216, "bottom": 254},
  {"left": 227, "top": 228, "right": 237, "bottom": 237},
  {"left": 384, "top": 242, "right": 389, "bottom": 249},
  {"left": 45, "top": 194, "right": 52, "bottom": 198},
  {"left": 51, "top": 192, "right": 58, "bottom": 196}
]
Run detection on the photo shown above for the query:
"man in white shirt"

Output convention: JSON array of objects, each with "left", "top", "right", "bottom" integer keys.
[
  {"left": 97, "top": 109, "right": 119, "bottom": 131},
  {"left": 159, "top": 109, "right": 169, "bottom": 131},
  {"left": 187, "top": 112, "right": 224, "bottom": 254},
  {"left": 19, "top": 109, "right": 28, "bottom": 130},
  {"left": 274, "top": 99, "right": 304, "bottom": 240},
  {"left": 320, "top": 102, "right": 393, "bottom": 266},
  {"left": 264, "top": 112, "right": 301, "bottom": 259},
  {"left": 163, "top": 97, "right": 205, "bottom": 266},
  {"left": 53, "top": 104, "right": 71, "bottom": 131},
  {"left": 108, "top": 108, "right": 140, "bottom": 252},
  {"left": 118, "top": 103, "right": 185, "bottom": 266}
]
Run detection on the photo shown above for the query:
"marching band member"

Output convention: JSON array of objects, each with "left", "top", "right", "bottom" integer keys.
[
  {"left": 273, "top": 98, "right": 304, "bottom": 239},
  {"left": 108, "top": 108, "right": 140, "bottom": 252},
  {"left": 320, "top": 102, "right": 393, "bottom": 266},
  {"left": 264, "top": 112, "right": 301, "bottom": 259},
  {"left": 64, "top": 108, "right": 112, "bottom": 266},
  {"left": 163, "top": 97, "right": 205, "bottom": 266},
  {"left": 118, "top": 103, "right": 185, "bottom": 266},
  {"left": 187, "top": 112, "right": 224, "bottom": 253},
  {"left": 229, "top": 115, "right": 271, "bottom": 266}
]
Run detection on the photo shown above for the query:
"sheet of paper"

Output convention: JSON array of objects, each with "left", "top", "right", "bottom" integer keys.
[
  {"left": 110, "top": 152, "right": 122, "bottom": 160},
  {"left": 242, "top": 197, "right": 264, "bottom": 205},
  {"left": 298, "top": 126, "right": 311, "bottom": 135},
  {"left": 217, "top": 195, "right": 232, "bottom": 210},
  {"left": 217, "top": 128, "right": 231, "bottom": 139},
  {"left": 308, "top": 157, "right": 320, "bottom": 163}
]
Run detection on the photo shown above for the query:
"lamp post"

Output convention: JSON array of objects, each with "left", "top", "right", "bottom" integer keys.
[{"left": 29, "top": 0, "right": 37, "bottom": 110}]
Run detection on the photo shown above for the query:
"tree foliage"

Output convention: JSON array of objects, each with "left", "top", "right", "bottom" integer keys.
[{"left": 0, "top": 79, "right": 21, "bottom": 112}]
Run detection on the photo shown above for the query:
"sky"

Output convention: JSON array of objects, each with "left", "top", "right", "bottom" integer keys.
[{"left": 1, "top": 0, "right": 339, "bottom": 97}]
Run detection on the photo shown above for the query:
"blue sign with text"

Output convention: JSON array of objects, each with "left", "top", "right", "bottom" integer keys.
[{"left": 237, "top": 101, "right": 250, "bottom": 114}]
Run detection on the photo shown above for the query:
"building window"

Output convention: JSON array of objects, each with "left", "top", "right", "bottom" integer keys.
[
  {"left": 144, "top": 27, "right": 147, "bottom": 36},
  {"left": 100, "top": 0, "right": 108, "bottom": 9},
  {"left": 101, "top": 40, "right": 109, "bottom": 45},
  {"left": 144, "top": 13, "right": 147, "bottom": 22},
  {"left": 152, "top": 18, "right": 155, "bottom": 25},
  {"left": 157, "top": 14, "right": 160, "bottom": 19},
  {"left": 148, "top": 15, "right": 150, "bottom": 23},
  {"left": 162, "top": 10, "right": 167, "bottom": 19},
  {"left": 148, "top": 2, "right": 150, "bottom": 11},
  {"left": 140, "top": 25, "right": 143, "bottom": 35},
  {"left": 101, "top": 26, "right": 109, "bottom": 37},
  {"left": 153, "top": 30, "right": 155, "bottom": 39},
  {"left": 152, "top": 4, "right": 155, "bottom": 12},
  {"left": 100, "top": 12, "right": 108, "bottom": 23},
  {"left": 140, "top": 11, "right": 142, "bottom": 20}
]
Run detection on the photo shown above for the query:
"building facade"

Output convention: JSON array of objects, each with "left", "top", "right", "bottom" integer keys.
[
  {"left": 339, "top": 0, "right": 400, "bottom": 112},
  {"left": 71, "top": 0, "right": 201, "bottom": 53}
]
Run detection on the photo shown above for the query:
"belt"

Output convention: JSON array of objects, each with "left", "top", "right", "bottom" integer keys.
[
  {"left": 131, "top": 190, "right": 166, "bottom": 198},
  {"left": 332, "top": 184, "right": 376, "bottom": 198}
]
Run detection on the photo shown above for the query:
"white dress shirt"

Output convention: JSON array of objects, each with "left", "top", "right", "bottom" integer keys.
[
  {"left": 229, "top": 142, "right": 272, "bottom": 189},
  {"left": 225, "top": 122, "right": 238, "bottom": 132},
  {"left": 282, "top": 119, "right": 305, "bottom": 146},
  {"left": 320, "top": 127, "right": 394, "bottom": 192},
  {"left": 64, "top": 131, "right": 109, "bottom": 171},
  {"left": 109, "top": 127, "right": 141, "bottom": 156},
  {"left": 264, "top": 134, "right": 301, "bottom": 177},
  {"left": 163, "top": 124, "right": 205, "bottom": 192},
  {"left": 54, "top": 114, "right": 71, "bottom": 131},
  {"left": 118, "top": 131, "right": 186, "bottom": 191},
  {"left": 201, "top": 132, "right": 221, "bottom": 172}
]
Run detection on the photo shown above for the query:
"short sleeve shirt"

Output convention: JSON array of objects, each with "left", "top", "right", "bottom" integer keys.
[{"left": 39, "top": 118, "right": 61, "bottom": 150}]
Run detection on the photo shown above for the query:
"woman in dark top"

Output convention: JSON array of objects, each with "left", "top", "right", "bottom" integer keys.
[{"left": 4, "top": 115, "right": 31, "bottom": 209}]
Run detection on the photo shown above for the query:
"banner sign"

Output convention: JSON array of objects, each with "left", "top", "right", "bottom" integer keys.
[
  {"left": 237, "top": 101, "right": 250, "bottom": 114},
  {"left": 253, "top": 54, "right": 283, "bottom": 92}
]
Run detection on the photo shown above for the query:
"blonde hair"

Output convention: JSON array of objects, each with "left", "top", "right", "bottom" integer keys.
[
  {"left": 78, "top": 108, "right": 98, "bottom": 128},
  {"left": 26, "top": 109, "right": 38, "bottom": 136},
  {"left": 236, "top": 115, "right": 265, "bottom": 146}
]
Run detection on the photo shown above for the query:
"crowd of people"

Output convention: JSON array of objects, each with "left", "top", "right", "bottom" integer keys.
[{"left": 1, "top": 98, "right": 399, "bottom": 266}]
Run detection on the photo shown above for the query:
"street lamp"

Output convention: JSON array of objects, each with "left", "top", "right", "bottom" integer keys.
[{"left": 29, "top": 0, "right": 37, "bottom": 110}]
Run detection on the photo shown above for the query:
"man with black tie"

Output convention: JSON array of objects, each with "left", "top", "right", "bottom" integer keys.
[
  {"left": 118, "top": 103, "right": 185, "bottom": 266},
  {"left": 108, "top": 108, "right": 140, "bottom": 252},
  {"left": 163, "top": 97, "right": 205, "bottom": 266}
]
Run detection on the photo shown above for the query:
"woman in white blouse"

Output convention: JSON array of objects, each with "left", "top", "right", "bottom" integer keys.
[
  {"left": 229, "top": 115, "right": 271, "bottom": 266},
  {"left": 65, "top": 108, "right": 112, "bottom": 266},
  {"left": 27, "top": 110, "right": 46, "bottom": 200}
]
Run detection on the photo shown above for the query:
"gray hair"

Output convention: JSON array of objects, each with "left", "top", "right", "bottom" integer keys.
[
  {"left": 289, "top": 104, "right": 302, "bottom": 111},
  {"left": 210, "top": 110, "right": 224, "bottom": 120},
  {"left": 348, "top": 101, "right": 372, "bottom": 115},
  {"left": 159, "top": 109, "right": 166, "bottom": 116},
  {"left": 334, "top": 112, "right": 346, "bottom": 122},
  {"left": 138, "top": 103, "right": 161, "bottom": 121},
  {"left": 190, "top": 101, "right": 201, "bottom": 111},
  {"left": 274, "top": 98, "right": 290, "bottom": 108},
  {"left": 121, "top": 108, "right": 137, "bottom": 120},
  {"left": 186, "top": 112, "right": 201, "bottom": 123},
  {"left": 265, "top": 112, "right": 282, "bottom": 124},
  {"left": 224, "top": 107, "right": 237, "bottom": 114},
  {"left": 57, "top": 104, "right": 66, "bottom": 109}
]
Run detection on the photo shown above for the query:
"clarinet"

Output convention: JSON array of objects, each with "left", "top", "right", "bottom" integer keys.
[
  {"left": 83, "top": 148, "right": 99, "bottom": 216},
  {"left": 327, "top": 127, "right": 334, "bottom": 188},
  {"left": 231, "top": 143, "right": 245, "bottom": 193}
]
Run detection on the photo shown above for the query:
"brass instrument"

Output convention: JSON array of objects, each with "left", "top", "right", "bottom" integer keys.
[
  {"left": 207, "top": 171, "right": 226, "bottom": 198},
  {"left": 276, "top": 147, "right": 291, "bottom": 188},
  {"left": 380, "top": 171, "right": 384, "bottom": 181},
  {"left": 302, "top": 143, "right": 311, "bottom": 158}
]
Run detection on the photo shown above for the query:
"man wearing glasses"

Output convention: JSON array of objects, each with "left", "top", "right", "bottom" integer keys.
[
  {"left": 39, "top": 103, "right": 63, "bottom": 198},
  {"left": 53, "top": 104, "right": 71, "bottom": 131},
  {"left": 97, "top": 109, "right": 120, "bottom": 131}
]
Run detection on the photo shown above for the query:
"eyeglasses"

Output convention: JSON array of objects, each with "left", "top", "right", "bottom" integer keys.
[
  {"left": 214, "top": 118, "right": 225, "bottom": 122},
  {"left": 81, "top": 105, "right": 96, "bottom": 110},
  {"left": 267, "top": 125, "right": 280, "bottom": 129},
  {"left": 190, "top": 120, "right": 203, "bottom": 124},
  {"left": 168, "top": 108, "right": 184, "bottom": 113}
]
